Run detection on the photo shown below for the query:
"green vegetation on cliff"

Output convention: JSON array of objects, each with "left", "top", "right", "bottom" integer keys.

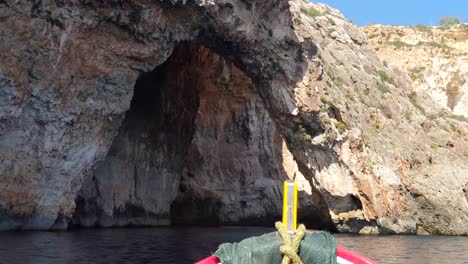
[{"left": 438, "top": 16, "right": 462, "bottom": 27}]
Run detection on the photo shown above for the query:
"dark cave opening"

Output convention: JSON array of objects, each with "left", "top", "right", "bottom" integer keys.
[{"left": 73, "top": 44, "right": 333, "bottom": 229}]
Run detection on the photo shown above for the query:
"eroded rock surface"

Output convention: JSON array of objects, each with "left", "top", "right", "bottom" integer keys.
[
  {"left": 363, "top": 24, "right": 468, "bottom": 117},
  {"left": 74, "top": 46, "right": 331, "bottom": 228},
  {"left": 0, "top": 0, "right": 467, "bottom": 234}
]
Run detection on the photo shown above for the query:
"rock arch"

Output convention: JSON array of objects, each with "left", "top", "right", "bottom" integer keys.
[
  {"left": 72, "top": 44, "right": 332, "bottom": 229},
  {"left": 3, "top": 0, "right": 466, "bottom": 235},
  {"left": 0, "top": 0, "right": 329, "bottom": 230}
]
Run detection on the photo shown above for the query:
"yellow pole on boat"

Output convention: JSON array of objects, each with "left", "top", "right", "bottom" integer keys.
[{"left": 282, "top": 180, "right": 298, "bottom": 237}]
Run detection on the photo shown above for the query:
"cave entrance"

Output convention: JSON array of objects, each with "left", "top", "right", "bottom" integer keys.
[{"left": 74, "top": 45, "right": 329, "bottom": 228}]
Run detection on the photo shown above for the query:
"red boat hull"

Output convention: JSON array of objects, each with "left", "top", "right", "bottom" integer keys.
[
  {"left": 336, "top": 247, "right": 376, "bottom": 264},
  {"left": 195, "top": 246, "right": 376, "bottom": 264},
  {"left": 195, "top": 256, "right": 220, "bottom": 264}
]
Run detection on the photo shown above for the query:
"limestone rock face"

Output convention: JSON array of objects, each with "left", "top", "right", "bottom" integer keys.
[
  {"left": 363, "top": 24, "right": 468, "bottom": 117},
  {"left": 0, "top": 0, "right": 467, "bottom": 234},
  {"left": 73, "top": 46, "right": 331, "bottom": 228}
]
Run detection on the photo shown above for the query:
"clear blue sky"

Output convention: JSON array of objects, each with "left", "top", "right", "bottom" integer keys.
[{"left": 316, "top": 0, "right": 468, "bottom": 26}]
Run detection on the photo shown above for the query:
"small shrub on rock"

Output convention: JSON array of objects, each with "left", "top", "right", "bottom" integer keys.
[
  {"left": 306, "top": 7, "right": 322, "bottom": 17},
  {"left": 376, "top": 70, "right": 393, "bottom": 84},
  {"left": 415, "top": 24, "right": 431, "bottom": 32},
  {"left": 438, "top": 16, "right": 461, "bottom": 28},
  {"left": 408, "top": 91, "right": 426, "bottom": 114},
  {"left": 335, "top": 121, "right": 347, "bottom": 133}
]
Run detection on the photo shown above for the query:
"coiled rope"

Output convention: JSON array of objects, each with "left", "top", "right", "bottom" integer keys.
[{"left": 275, "top": 221, "right": 307, "bottom": 264}]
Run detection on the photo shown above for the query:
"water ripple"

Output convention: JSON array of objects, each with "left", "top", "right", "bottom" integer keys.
[{"left": 0, "top": 227, "right": 466, "bottom": 263}]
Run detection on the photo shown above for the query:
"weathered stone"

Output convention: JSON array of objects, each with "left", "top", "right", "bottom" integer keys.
[
  {"left": 0, "top": 0, "right": 467, "bottom": 235},
  {"left": 359, "top": 226, "right": 379, "bottom": 235},
  {"left": 73, "top": 46, "right": 332, "bottom": 228},
  {"left": 363, "top": 24, "right": 468, "bottom": 117}
]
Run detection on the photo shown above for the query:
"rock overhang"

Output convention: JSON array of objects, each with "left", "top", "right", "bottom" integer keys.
[{"left": 0, "top": 0, "right": 467, "bottom": 234}]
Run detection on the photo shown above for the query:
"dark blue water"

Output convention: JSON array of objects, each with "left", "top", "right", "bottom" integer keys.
[{"left": 0, "top": 227, "right": 467, "bottom": 264}]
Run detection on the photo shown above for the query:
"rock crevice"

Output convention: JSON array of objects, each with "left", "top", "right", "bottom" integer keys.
[
  {"left": 0, "top": 0, "right": 467, "bottom": 234},
  {"left": 73, "top": 45, "right": 333, "bottom": 228}
]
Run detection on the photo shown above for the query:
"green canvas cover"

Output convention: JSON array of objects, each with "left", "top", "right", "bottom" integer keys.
[{"left": 213, "top": 231, "right": 337, "bottom": 264}]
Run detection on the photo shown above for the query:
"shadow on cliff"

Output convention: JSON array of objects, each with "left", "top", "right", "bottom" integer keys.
[{"left": 73, "top": 43, "right": 335, "bottom": 231}]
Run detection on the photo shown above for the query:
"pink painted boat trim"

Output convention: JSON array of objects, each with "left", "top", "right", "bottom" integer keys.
[
  {"left": 337, "top": 247, "right": 376, "bottom": 264},
  {"left": 195, "top": 247, "right": 377, "bottom": 264},
  {"left": 195, "top": 256, "right": 220, "bottom": 264}
]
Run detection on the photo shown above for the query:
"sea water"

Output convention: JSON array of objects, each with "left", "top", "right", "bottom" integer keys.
[{"left": 0, "top": 226, "right": 467, "bottom": 264}]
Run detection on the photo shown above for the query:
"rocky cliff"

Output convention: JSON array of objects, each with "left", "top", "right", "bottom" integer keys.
[
  {"left": 0, "top": 0, "right": 467, "bottom": 235},
  {"left": 73, "top": 45, "right": 330, "bottom": 228},
  {"left": 363, "top": 24, "right": 468, "bottom": 117}
]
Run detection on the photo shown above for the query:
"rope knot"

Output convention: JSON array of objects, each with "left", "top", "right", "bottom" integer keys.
[{"left": 275, "top": 221, "right": 306, "bottom": 264}]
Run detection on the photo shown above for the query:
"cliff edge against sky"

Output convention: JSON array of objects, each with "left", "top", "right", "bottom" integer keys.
[
  {"left": 0, "top": 0, "right": 467, "bottom": 235},
  {"left": 364, "top": 24, "right": 468, "bottom": 117}
]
